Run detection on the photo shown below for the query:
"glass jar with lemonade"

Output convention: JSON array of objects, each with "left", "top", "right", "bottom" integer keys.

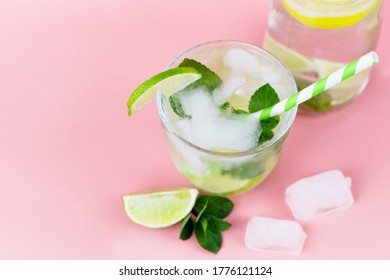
[{"left": 263, "top": 0, "right": 382, "bottom": 113}]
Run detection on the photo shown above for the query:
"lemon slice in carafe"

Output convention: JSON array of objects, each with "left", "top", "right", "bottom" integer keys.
[{"left": 281, "top": 0, "right": 380, "bottom": 29}]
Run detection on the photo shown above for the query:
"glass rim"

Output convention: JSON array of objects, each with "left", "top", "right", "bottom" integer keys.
[{"left": 156, "top": 40, "right": 297, "bottom": 157}]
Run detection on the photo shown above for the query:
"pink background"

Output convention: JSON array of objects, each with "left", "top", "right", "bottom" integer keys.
[{"left": 0, "top": 0, "right": 389, "bottom": 259}]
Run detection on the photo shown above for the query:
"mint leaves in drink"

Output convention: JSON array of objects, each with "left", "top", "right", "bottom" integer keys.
[
  {"left": 248, "top": 83, "right": 281, "bottom": 145},
  {"left": 170, "top": 58, "right": 281, "bottom": 146},
  {"left": 180, "top": 195, "right": 234, "bottom": 254},
  {"left": 248, "top": 83, "right": 280, "bottom": 113},
  {"left": 224, "top": 83, "right": 281, "bottom": 145}
]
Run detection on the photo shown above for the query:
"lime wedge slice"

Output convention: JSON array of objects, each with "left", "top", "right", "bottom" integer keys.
[
  {"left": 122, "top": 188, "right": 198, "bottom": 228},
  {"left": 263, "top": 33, "right": 314, "bottom": 73},
  {"left": 281, "top": 0, "right": 380, "bottom": 29},
  {"left": 127, "top": 67, "right": 201, "bottom": 116}
]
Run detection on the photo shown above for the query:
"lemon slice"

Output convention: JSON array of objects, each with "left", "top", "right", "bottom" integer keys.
[
  {"left": 263, "top": 33, "right": 314, "bottom": 72},
  {"left": 127, "top": 67, "right": 201, "bottom": 116},
  {"left": 122, "top": 188, "right": 198, "bottom": 228},
  {"left": 281, "top": 0, "right": 380, "bottom": 29}
]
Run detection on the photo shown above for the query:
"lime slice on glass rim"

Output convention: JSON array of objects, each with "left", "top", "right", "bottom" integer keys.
[
  {"left": 127, "top": 67, "right": 201, "bottom": 116},
  {"left": 281, "top": 0, "right": 380, "bottom": 29},
  {"left": 122, "top": 188, "right": 198, "bottom": 228}
]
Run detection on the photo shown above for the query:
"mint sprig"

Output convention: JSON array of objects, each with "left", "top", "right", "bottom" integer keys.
[
  {"left": 220, "top": 84, "right": 281, "bottom": 145},
  {"left": 179, "top": 195, "right": 234, "bottom": 254}
]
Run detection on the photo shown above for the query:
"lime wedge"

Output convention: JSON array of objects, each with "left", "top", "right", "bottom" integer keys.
[
  {"left": 263, "top": 33, "right": 314, "bottom": 73},
  {"left": 122, "top": 188, "right": 198, "bottom": 228},
  {"left": 281, "top": 0, "right": 380, "bottom": 29},
  {"left": 127, "top": 67, "right": 201, "bottom": 116}
]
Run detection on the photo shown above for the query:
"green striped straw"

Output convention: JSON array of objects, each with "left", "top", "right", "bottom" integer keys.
[{"left": 255, "top": 51, "right": 379, "bottom": 120}]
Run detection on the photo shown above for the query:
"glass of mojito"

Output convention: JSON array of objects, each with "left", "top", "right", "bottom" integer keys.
[{"left": 156, "top": 41, "right": 297, "bottom": 195}]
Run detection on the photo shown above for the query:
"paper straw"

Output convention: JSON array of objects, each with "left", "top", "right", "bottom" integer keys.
[{"left": 254, "top": 51, "right": 379, "bottom": 121}]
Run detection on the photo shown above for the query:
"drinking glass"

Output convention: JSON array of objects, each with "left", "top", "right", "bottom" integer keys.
[{"left": 157, "top": 41, "right": 297, "bottom": 195}]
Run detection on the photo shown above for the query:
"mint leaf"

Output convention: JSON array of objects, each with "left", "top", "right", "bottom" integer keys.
[
  {"left": 194, "top": 221, "right": 222, "bottom": 254},
  {"left": 206, "top": 216, "right": 231, "bottom": 232},
  {"left": 194, "top": 201, "right": 208, "bottom": 223},
  {"left": 199, "top": 216, "right": 208, "bottom": 232},
  {"left": 248, "top": 83, "right": 280, "bottom": 113},
  {"left": 246, "top": 83, "right": 280, "bottom": 145},
  {"left": 181, "top": 195, "right": 234, "bottom": 254},
  {"left": 219, "top": 102, "right": 230, "bottom": 110},
  {"left": 169, "top": 93, "right": 190, "bottom": 119},
  {"left": 219, "top": 101, "right": 249, "bottom": 115},
  {"left": 178, "top": 59, "right": 222, "bottom": 92},
  {"left": 194, "top": 215, "right": 229, "bottom": 253},
  {"left": 260, "top": 115, "right": 280, "bottom": 130},
  {"left": 232, "top": 108, "right": 249, "bottom": 115},
  {"left": 193, "top": 196, "right": 234, "bottom": 219},
  {"left": 179, "top": 213, "right": 193, "bottom": 241},
  {"left": 258, "top": 128, "right": 274, "bottom": 145}
]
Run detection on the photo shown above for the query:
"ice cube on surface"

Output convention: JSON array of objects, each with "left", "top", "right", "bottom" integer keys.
[
  {"left": 179, "top": 87, "right": 219, "bottom": 117},
  {"left": 285, "top": 170, "right": 354, "bottom": 220},
  {"left": 213, "top": 75, "right": 246, "bottom": 105},
  {"left": 245, "top": 217, "right": 307, "bottom": 254},
  {"left": 224, "top": 48, "right": 262, "bottom": 80},
  {"left": 191, "top": 112, "right": 261, "bottom": 151}
]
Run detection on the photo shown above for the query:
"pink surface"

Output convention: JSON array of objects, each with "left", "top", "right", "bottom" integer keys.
[{"left": 0, "top": 0, "right": 389, "bottom": 259}]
